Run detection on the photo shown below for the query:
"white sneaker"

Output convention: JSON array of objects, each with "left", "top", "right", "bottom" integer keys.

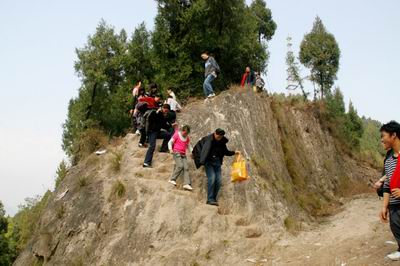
[
  {"left": 183, "top": 184, "right": 193, "bottom": 191},
  {"left": 207, "top": 93, "right": 215, "bottom": 98},
  {"left": 168, "top": 180, "right": 177, "bottom": 186},
  {"left": 135, "top": 130, "right": 141, "bottom": 135},
  {"left": 387, "top": 251, "right": 400, "bottom": 261}
]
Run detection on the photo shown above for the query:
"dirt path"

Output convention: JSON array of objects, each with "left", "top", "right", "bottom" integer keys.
[{"left": 267, "top": 194, "right": 398, "bottom": 266}]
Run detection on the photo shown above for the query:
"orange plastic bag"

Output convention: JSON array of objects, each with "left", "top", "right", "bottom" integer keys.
[{"left": 231, "top": 154, "right": 249, "bottom": 182}]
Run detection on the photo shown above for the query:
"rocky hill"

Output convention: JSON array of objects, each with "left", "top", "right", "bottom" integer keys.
[{"left": 14, "top": 88, "right": 379, "bottom": 266}]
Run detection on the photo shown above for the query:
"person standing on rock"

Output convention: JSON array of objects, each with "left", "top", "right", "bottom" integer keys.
[
  {"left": 201, "top": 52, "right": 220, "bottom": 99},
  {"left": 379, "top": 121, "right": 400, "bottom": 261},
  {"left": 168, "top": 125, "right": 193, "bottom": 191},
  {"left": 240, "top": 66, "right": 255, "bottom": 88},
  {"left": 192, "top": 128, "right": 239, "bottom": 206},
  {"left": 143, "top": 104, "right": 175, "bottom": 168}
]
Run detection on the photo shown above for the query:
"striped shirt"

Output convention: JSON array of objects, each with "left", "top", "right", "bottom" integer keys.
[{"left": 383, "top": 153, "right": 400, "bottom": 205}]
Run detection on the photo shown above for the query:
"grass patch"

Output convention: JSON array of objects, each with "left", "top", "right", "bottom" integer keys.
[
  {"left": 78, "top": 176, "right": 88, "bottom": 187},
  {"left": 109, "top": 180, "right": 126, "bottom": 200},
  {"left": 110, "top": 151, "right": 123, "bottom": 172},
  {"left": 56, "top": 205, "right": 65, "bottom": 219},
  {"left": 284, "top": 216, "right": 301, "bottom": 234}
]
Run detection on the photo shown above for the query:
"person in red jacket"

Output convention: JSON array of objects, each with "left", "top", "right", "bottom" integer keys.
[{"left": 240, "top": 67, "right": 255, "bottom": 87}]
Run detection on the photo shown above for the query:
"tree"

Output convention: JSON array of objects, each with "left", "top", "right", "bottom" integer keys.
[
  {"left": 299, "top": 17, "right": 340, "bottom": 99},
  {"left": 0, "top": 201, "right": 13, "bottom": 265},
  {"left": 286, "top": 36, "right": 308, "bottom": 100},
  {"left": 344, "top": 101, "right": 364, "bottom": 148},
  {"left": 250, "top": 0, "right": 277, "bottom": 43},
  {"left": 62, "top": 21, "right": 152, "bottom": 158},
  {"left": 152, "top": 0, "right": 275, "bottom": 98}
]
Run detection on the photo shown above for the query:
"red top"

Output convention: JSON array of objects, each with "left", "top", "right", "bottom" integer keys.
[{"left": 139, "top": 96, "right": 157, "bottom": 109}]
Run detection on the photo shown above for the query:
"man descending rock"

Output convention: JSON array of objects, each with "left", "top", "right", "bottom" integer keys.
[
  {"left": 168, "top": 125, "right": 193, "bottom": 191},
  {"left": 192, "top": 128, "right": 239, "bottom": 206},
  {"left": 143, "top": 104, "right": 175, "bottom": 168}
]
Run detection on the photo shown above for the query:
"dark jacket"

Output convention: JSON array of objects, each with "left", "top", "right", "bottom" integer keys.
[
  {"left": 192, "top": 134, "right": 235, "bottom": 169},
  {"left": 147, "top": 110, "right": 175, "bottom": 133}
]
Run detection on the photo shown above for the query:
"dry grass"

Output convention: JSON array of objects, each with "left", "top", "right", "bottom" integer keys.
[{"left": 110, "top": 151, "right": 123, "bottom": 172}]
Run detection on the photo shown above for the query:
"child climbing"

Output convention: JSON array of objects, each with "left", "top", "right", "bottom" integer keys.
[{"left": 168, "top": 125, "right": 193, "bottom": 191}]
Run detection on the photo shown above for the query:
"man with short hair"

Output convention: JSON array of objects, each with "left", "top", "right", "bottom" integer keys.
[
  {"left": 143, "top": 104, "right": 174, "bottom": 168},
  {"left": 379, "top": 121, "right": 400, "bottom": 261},
  {"left": 192, "top": 128, "right": 239, "bottom": 206}
]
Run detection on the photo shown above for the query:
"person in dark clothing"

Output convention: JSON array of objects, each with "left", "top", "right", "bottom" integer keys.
[
  {"left": 379, "top": 121, "right": 400, "bottom": 261},
  {"left": 149, "top": 83, "right": 159, "bottom": 98},
  {"left": 143, "top": 104, "right": 175, "bottom": 168},
  {"left": 192, "top": 128, "right": 239, "bottom": 206}
]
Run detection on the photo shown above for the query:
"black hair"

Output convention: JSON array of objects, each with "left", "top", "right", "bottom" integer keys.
[
  {"left": 215, "top": 128, "right": 225, "bottom": 136},
  {"left": 162, "top": 104, "right": 171, "bottom": 110},
  {"left": 182, "top": 125, "right": 191, "bottom": 133},
  {"left": 149, "top": 83, "right": 158, "bottom": 89},
  {"left": 380, "top": 121, "right": 400, "bottom": 137},
  {"left": 167, "top": 95, "right": 173, "bottom": 99}
]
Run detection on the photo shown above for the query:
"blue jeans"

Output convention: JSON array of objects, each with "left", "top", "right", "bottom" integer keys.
[
  {"left": 203, "top": 74, "right": 215, "bottom": 96},
  {"left": 144, "top": 130, "right": 171, "bottom": 165},
  {"left": 205, "top": 161, "right": 222, "bottom": 202}
]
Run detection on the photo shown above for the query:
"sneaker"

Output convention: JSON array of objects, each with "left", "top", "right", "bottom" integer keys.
[
  {"left": 143, "top": 163, "right": 152, "bottom": 168},
  {"left": 135, "top": 130, "right": 141, "bottom": 135},
  {"left": 183, "top": 184, "right": 193, "bottom": 191},
  {"left": 206, "top": 201, "right": 219, "bottom": 206},
  {"left": 138, "top": 143, "right": 148, "bottom": 148},
  {"left": 168, "top": 180, "right": 177, "bottom": 186},
  {"left": 207, "top": 93, "right": 215, "bottom": 98},
  {"left": 387, "top": 251, "right": 400, "bottom": 261}
]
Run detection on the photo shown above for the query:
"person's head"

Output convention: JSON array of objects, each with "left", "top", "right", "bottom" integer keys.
[
  {"left": 136, "top": 80, "right": 142, "bottom": 87},
  {"left": 138, "top": 87, "right": 145, "bottom": 96},
  {"left": 161, "top": 104, "right": 171, "bottom": 115},
  {"left": 380, "top": 121, "right": 400, "bottom": 149},
  {"left": 149, "top": 83, "right": 158, "bottom": 90},
  {"left": 167, "top": 88, "right": 173, "bottom": 94},
  {"left": 167, "top": 95, "right": 173, "bottom": 99},
  {"left": 181, "top": 125, "right": 191, "bottom": 137},
  {"left": 213, "top": 128, "right": 225, "bottom": 141},
  {"left": 201, "top": 52, "right": 209, "bottom": 60},
  {"left": 245, "top": 67, "right": 251, "bottom": 73}
]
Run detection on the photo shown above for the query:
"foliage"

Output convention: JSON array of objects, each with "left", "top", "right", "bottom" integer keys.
[
  {"left": 250, "top": 0, "right": 277, "bottom": 42},
  {"left": 55, "top": 160, "right": 68, "bottom": 189},
  {"left": 286, "top": 36, "right": 308, "bottom": 100},
  {"left": 300, "top": 17, "right": 340, "bottom": 99},
  {"left": 151, "top": 0, "right": 275, "bottom": 98},
  {"left": 0, "top": 202, "right": 16, "bottom": 265},
  {"left": 9, "top": 191, "right": 52, "bottom": 252},
  {"left": 322, "top": 88, "right": 364, "bottom": 151}
]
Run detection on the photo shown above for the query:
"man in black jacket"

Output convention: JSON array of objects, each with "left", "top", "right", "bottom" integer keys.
[
  {"left": 192, "top": 128, "right": 239, "bottom": 206},
  {"left": 143, "top": 104, "right": 175, "bottom": 168}
]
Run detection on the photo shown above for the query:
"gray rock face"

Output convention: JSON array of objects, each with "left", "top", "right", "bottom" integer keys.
[{"left": 14, "top": 89, "right": 379, "bottom": 266}]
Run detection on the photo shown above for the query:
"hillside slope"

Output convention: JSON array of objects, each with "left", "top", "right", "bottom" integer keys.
[{"left": 15, "top": 89, "right": 380, "bottom": 265}]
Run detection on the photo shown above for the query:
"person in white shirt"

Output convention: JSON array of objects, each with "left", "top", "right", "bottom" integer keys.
[{"left": 166, "top": 95, "right": 182, "bottom": 112}]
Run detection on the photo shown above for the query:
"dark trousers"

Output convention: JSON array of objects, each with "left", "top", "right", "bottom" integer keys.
[
  {"left": 390, "top": 205, "right": 400, "bottom": 251},
  {"left": 144, "top": 130, "right": 172, "bottom": 165},
  {"left": 205, "top": 161, "right": 222, "bottom": 203},
  {"left": 139, "top": 128, "right": 147, "bottom": 145}
]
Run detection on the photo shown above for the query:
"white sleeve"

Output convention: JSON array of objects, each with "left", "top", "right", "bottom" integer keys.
[{"left": 168, "top": 137, "right": 174, "bottom": 152}]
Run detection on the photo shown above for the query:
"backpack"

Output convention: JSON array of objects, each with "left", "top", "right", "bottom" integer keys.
[{"left": 142, "top": 109, "right": 156, "bottom": 134}]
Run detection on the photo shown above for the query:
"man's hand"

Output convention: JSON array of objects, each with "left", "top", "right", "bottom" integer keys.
[
  {"left": 392, "top": 188, "right": 400, "bottom": 199},
  {"left": 380, "top": 206, "right": 389, "bottom": 223},
  {"left": 373, "top": 180, "right": 383, "bottom": 189}
]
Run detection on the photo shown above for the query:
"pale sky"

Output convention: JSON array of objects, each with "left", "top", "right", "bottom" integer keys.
[{"left": 1, "top": 0, "right": 399, "bottom": 215}]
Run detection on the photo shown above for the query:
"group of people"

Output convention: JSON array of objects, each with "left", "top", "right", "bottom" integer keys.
[
  {"left": 201, "top": 52, "right": 266, "bottom": 99},
  {"left": 129, "top": 77, "right": 239, "bottom": 206}
]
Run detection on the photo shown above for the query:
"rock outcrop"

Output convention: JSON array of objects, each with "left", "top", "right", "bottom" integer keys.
[{"left": 15, "top": 88, "right": 378, "bottom": 266}]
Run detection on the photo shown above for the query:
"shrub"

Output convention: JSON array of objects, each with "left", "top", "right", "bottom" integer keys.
[{"left": 55, "top": 160, "right": 68, "bottom": 189}]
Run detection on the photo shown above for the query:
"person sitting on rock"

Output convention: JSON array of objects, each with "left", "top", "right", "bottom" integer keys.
[
  {"left": 192, "top": 128, "right": 240, "bottom": 206},
  {"left": 143, "top": 104, "right": 175, "bottom": 168},
  {"left": 168, "top": 125, "right": 193, "bottom": 191}
]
